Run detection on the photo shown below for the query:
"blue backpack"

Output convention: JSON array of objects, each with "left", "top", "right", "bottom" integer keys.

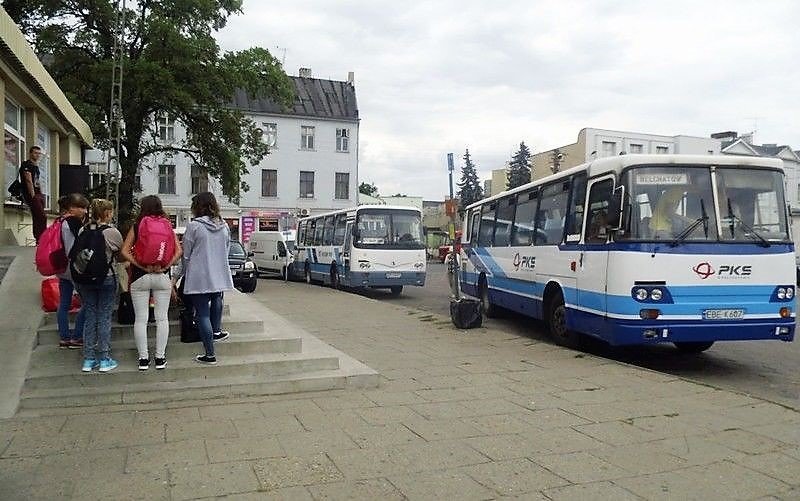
[{"left": 69, "top": 223, "right": 113, "bottom": 285}]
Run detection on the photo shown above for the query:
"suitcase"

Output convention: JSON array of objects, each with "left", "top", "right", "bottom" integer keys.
[{"left": 450, "top": 298, "right": 482, "bottom": 329}]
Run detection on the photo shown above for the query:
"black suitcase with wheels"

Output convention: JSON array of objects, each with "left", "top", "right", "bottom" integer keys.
[{"left": 450, "top": 298, "right": 482, "bottom": 329}]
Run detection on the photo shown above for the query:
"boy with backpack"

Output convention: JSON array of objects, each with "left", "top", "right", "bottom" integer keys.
[
  {"left": 55, "top": 194, "right": 89, "bottom": 348},
  {"left": 70, "top": 199, "right": 123, "bottom": 373}
]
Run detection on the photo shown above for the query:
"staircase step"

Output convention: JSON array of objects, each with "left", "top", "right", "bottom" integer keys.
[
  {"left": 19, "top": 369, "right": 381, "bottom": 410},
  {"left": 22, "top": 353, "right": 341, "bottom": 391},
  {"left": 36, "top": 317, "right": 263, "bottom": 346},
  {"left": 41, "top": 304, "right": 232, "bottom": 325},
  {"left": 30, "top": 333, "right": 303, "bottom": 363}
]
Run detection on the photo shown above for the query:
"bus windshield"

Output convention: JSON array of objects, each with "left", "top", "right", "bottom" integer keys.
[
  {"left": 355, "top": 209, "right": 425, "bottom": 249},
  {"left": 620, "top": 165, "right": 789, "bottom": 243},
  {"left": 621, "top": 166, "right": 717, "bottom": 242}
]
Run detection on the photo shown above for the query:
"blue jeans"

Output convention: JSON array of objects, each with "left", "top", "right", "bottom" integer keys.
[
  {"left": 58, "top": 278, "right": 85, "bottom": 341},
  {"left": 190, "top": 292, "right": 223, "bottom": 357},
  {"left": 76, "top": 275, "right": 117, "bottom": 360}
]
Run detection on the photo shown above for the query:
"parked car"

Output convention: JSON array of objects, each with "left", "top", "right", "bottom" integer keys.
[{"left": 228, "top": 240, "right": 257, "bottom": 293}]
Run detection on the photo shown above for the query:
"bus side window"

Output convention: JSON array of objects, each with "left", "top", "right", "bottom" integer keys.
[
  {"left": 468, "top": 209, "right": 480, "bottom": 243},
  {"left": 585, "top": 179, "right": 614, "bottom": 244},
  {"left": 333, "top": 215, "right": 347, "bottom": 245},
  {"left": 306, "top": 220, "right": 316, "bottom": 246},
  {"left": 566, "top": 174, "right": 587, "bottom": 240},
  {"left": 535, "top": 183, "right": 569, "bottom": 245},
  {"left": 494, "top": 196, "right": 516, "bottom": 247},
  {"left": 297, "top": 221, "right": 306, "bottom": 247},
  {"left": 512, "top": 190, "right": 537, "bottom": 246},
  {"left": 314, "top": 218, "right": 325, "bottom": 246},
  {"left": 322, "top": 216, "right": 335, "bottom": 245},
  {"left": 477, "top": 204, "right": 495, "bottom": 247}
]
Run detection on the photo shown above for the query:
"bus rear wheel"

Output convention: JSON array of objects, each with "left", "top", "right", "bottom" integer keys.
[
  {"left": 478, "top": 277, "right": 497, "bottom": 318},
  {"left": 547, "top": 293, "right": 581, "bottom": 349},
  {"left": 674, "top": 341, "right": 714, "bottom": 353}
]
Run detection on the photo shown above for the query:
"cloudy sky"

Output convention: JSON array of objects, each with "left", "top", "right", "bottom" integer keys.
[{"left": 218, "top": 0, "right": 799, "bottom": 200}]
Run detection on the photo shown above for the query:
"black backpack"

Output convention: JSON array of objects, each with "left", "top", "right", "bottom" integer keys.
[{"left": 69, "top": 223, "right": 113, "bottom": 285}]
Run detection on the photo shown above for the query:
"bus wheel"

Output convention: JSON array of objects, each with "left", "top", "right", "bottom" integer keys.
[
  {"left": 547, "top": 293, "right": 581, "bottom": 348},
  {"left": 674, "top": 341, "right": 714, "bottom": 353},
  {"left": 330, "top": 266, "right": 340, "bottom": 289},
  {"left": 304, "top": 263, "right": 312, "bottom": 284},
  {"left": 478, "top": 277, "right": 497, "bottom": 318},
  {"left": 390, "top": 285, "right": 403, "bottom": 297}
]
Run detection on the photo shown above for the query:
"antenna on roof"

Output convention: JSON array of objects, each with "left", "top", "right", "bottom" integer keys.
[{"left": 275, "top": 46, "right": 287, "bottom": 66}]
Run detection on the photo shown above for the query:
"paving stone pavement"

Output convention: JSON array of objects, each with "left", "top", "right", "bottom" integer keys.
[{"left": 1, "top": 278, "right": 800, "bottom": 499}]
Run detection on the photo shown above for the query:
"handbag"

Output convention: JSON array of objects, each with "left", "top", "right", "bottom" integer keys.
[{"left": 117, "top": 291, "right": 135, "bottom": 325}]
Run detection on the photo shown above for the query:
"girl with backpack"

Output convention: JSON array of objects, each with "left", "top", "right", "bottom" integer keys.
[
  {"left": 56, "top": 194, "right": 89, "bottom": 349},
  {"left": 71, "top": 199, "right": 123, "bottom": 373},
  {"left": 120, "top": 195, "right": 182, "bottom": 370},
  {"left": 182, "top": 192, "right": 234, "bottom": 365}
]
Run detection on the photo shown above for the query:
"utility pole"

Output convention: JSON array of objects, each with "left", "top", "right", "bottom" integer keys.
[{"left": 106, "top": 0, "right": 126, "bottom": 220}]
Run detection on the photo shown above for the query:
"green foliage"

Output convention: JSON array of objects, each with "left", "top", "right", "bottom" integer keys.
[
  {"left": 457, "top": 148, "right": 483, "bottom": 211},
  {"left": 5, "top": 0, "right": 294, "bottom": 224},
  {"left": 358, "top": 182, "right": 379, "bottom": 197},
  {"left": 507, "top": 141, "right": 532, "bottom": 189}
]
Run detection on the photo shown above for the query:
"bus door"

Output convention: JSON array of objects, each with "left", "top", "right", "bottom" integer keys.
[
  {"left": 342, "top": 221, "right": 353, "bottom": 285},
  {"left": 577, "top": 175, "right": 615, "bottom": 317}
]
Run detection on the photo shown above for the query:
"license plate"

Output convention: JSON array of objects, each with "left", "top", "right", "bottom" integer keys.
[
  {"left": 702, "top": 308, "right": 744, "bottom": 320},
  {"left": 386, "top": 272, "right": 402, "bottom": 279},
  {"left": 230, "top": 264, "right": 242, "bottom": 270}
]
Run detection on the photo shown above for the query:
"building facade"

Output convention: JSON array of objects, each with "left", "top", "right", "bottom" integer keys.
[
  {"left": 0, "top": 7, "right": 93, "bottom": 245},
  {"left": 532, "top": 128, "right": 722, "bottom": 181},
  {"left": 107, "top": 71, "right": 359, "bottom": 242}
]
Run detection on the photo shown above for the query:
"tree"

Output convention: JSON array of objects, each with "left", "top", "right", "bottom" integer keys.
[
  {"left": 358, "top": 182, "right": 379, "bottom": 197},
  {"left": 457, "top": 148, "right": 483, "bottom": 211},
  {"left": 5, "top": 1, "right": 294, "bottom": 224},
  {"left": 506, "top": 141, "right": 532, "bottom": 189}
]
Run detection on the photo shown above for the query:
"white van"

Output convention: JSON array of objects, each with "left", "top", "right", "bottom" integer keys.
[{"left": 247, "top": 230, "right": 296, "bottom": 278}]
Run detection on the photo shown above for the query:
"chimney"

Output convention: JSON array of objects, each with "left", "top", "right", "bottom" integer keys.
[
  {"left": 298, "top": 67, "right": 312, "bottom": 78},
  {"left": 347, "top": 71, "right": 355, "bottom": 84}
]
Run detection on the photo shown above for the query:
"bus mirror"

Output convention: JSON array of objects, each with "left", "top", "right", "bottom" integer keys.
[{"left": 608, "top": 185, "right": 625, "bottom": 230}]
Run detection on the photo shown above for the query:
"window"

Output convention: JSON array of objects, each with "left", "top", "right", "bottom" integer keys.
[
  {"left": 656, "top": 146, "right": 669, "bottom": 154},
  {"left": 297, "top": 221, "right": 307, "bottom": 246},
  {"left": 191, "top": 164, "right": 208, "bottom": 194},
  {"left": 629, "top": 144, "right": 643, "bottom": 154},
  {"left": 584, "top": 179, "right": 614, "bottom": 243},
  {"left": 301, "top": 126, "right": 315, "bottom": 150},
  {"left": 566, "top": 174, "right": 587, "bottom": 238},
  {"left": 305, "top": 219, "right": 316, "bottom": 246},
  {"left": 88, "top": 162, "right": 107, "bottom": 190},
  {"left": 35, "top": 124, "right": 52, "bottom": 209},
  {"left": 158, "top": 164, "right": 176, "bottom": 194},
  {"left": 158, "top": 115, "right": 175, "bottom": 142},
  {"left": 313, "top": 218, "right": 325, "bottom": 245},
  {"left": 534, "top": 182, "right": 569, "bottom": 245},
  {"left": 477, "top": 203, "right": 496, "bottom": 246},
  {"left": 336, "top": 128, "right": 350, "bottom": 152},
  {"left": 494, "top": 197, "right": 516, "bottom": 247},
  {"left": 511, "top": 190, "right": 538, "bottom": 246},
  {"left": 469, "top": 209, "right": 481, "bottom": 242},
  {"left": 601, "top": 141, "right": 617, "bottom": 157},
  {"left": 322, "top": 216, "right": 335, "bottom": 245},
  {"left": 4, "top": 98, "right": 26, "bottom": 200},
  {"left": 299, "top": 171, "right": 314, "bottom": 198},
  {"left": 261, "top": 169, "right": 277, "bottom": 197},
  {"left": 262, "top": 123, "right": 277, "bottom": 148},
  {"left": 335, "top": 172, "right": 350, "bottom": 200},
  {"left": 333, "top": 215, "right": 348, "bottom": 245}
]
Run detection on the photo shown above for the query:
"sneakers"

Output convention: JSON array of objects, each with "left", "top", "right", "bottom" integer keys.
[
  {"left": 68, "top": 339, "right": 83, "bottom": 349},
  {"left": 81, "top": 358, "right": 99, "bottom": 372},
  {"left": 213, "top": 331, "right": 230, "bottom": 341},
  {"left": 195, "top": 354, "right": 217, "bottom": 365},
  {"left": 98, "top": 358, "right": 118, "bottom": 373},
  {"left": 155, "top": 358, "right": 167, "bottom": 370},
  {"left": 138, "top": 358, "right": 150, "bottom": 371}
]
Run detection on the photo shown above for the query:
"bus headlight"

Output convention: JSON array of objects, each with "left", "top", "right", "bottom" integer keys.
[
  {"left": 650, "top": 288, "right": 663, "bottom": 301},
  {"left": 635, "top": 288, "right": 648, "bottom": 301},
  {"left": 777, "top": 288, "right": 786, "bottom": 300}
]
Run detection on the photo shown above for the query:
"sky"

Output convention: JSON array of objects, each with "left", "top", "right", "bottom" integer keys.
[{"left": 217, "top": 0, "right": 800, "bottom": 200}]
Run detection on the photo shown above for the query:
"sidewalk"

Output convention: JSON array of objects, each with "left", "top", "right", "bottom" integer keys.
[{"left": 1, "top": 250, "right": 799, "bottom": 499}]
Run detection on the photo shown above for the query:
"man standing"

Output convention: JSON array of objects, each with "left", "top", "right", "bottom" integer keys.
[{"left": 19, "top": 145, "right": 46, "bottom": 243}]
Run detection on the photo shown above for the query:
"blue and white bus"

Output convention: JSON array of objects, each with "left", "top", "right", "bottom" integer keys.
[
  {"left": 294, "top": 205, "right": 427, "bottom": 295},
  {"left": 458, "top": 154, "right": 795, "bottom": 352}
]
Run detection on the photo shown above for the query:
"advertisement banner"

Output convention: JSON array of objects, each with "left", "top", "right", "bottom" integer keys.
[{"left": 240, "top": 216, "right": 257, "bottom": 243}]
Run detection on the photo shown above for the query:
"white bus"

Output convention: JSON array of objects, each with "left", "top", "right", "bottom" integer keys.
[
  {"left": 458, "top": 154, "right": 795, "bottom": 352},
  {"left": 293, "top": 205, "right": 427, "bottom": 295}
]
